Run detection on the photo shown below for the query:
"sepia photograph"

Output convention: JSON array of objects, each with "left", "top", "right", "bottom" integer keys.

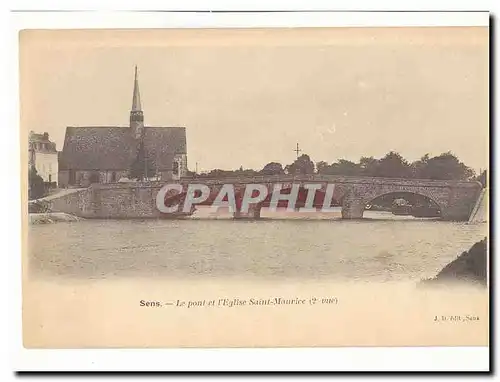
[{"left": 20, "top": 20, "right": 489, "bottom": 350}]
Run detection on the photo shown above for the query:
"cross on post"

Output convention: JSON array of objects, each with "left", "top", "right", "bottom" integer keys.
[{"left": 293, "top": 143, "right": 302, "bottom": 159}]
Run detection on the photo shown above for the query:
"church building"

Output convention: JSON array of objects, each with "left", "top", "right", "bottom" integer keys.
[{"left": 58, "top": 67, "right": 187, "bottom": 187}]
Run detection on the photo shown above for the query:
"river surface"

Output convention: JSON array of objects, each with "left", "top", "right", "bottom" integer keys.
[{"left": 28, "top": 209, "right": 488, "bottom": 282}]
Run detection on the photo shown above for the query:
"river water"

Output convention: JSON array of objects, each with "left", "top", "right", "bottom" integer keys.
[{"left": 28, "top": 208, "right": 488, "bottom": 283}]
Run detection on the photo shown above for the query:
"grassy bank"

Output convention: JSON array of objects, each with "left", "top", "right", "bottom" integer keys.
[{"left": 421, "top": 238, "right": 487, "bottom": 287}]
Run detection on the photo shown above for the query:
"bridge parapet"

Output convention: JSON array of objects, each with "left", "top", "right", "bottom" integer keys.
[
  {"left": 180, "top": 175, "right": 481, "bottom": 189},
  {"left": 83, "top": 176, "right": 481, "bottom": 190}
]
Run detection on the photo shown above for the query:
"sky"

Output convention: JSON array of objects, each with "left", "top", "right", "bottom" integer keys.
[{"left": 20, "top": 27, "right": 489, "bottom": 173}]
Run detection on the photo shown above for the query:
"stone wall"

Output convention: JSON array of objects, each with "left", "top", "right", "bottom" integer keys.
[
  {"left": 48, "top": 188, "right": 94, "bottom": 217},
  {"left": 441, "top": 184, "right": 482, "bottom": 221},
  {"left": 91, "top": 183, "right": 163, "bottom": 218},
  {"left": 48, "top": 183, "right": 166, "bottom": 219}
]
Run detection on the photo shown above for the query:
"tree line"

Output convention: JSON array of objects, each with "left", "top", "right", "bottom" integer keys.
[{"left": 192, "top": 151, "right": 487, "bottom": 185}]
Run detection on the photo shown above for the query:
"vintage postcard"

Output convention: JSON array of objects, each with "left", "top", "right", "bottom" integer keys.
[{"left": 21, "top": 21, "right": 489, "bottom": 350}]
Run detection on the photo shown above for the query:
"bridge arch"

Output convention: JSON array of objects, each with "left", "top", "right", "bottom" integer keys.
[
  {"left": 364, "top": 191, "right": 443, "bottom": 218},
  {"left": 366, "top": 191, "right": 442, "bottom": 209},
  {"left": 340, "top": 186, "right": 449, "bottom": 219}
]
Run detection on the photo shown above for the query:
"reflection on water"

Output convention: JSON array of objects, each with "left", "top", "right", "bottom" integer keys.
[
  {"left": 28, "top": 209, "right": 487, "bottom": 282},
  {"left": 192, "top": 206, "right": 433, "bottom": 220}
]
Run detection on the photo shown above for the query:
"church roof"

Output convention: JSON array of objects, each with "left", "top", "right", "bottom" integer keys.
[{"left": 59, "top": 126, "right": 186, "bottom": 171}]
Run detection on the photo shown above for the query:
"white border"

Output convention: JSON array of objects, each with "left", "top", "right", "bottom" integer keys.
[
  {"left": 4, "top": 6, "right": 493, "bottom": 374},
  {"left": 17, "top": 347, "right": 490, "bottom": 372},
  {"left": 6, "top": 0, "right": 500, "bottom": 12},
  {"left": 11, "top": 11, "right": 489, "bottom": 29}
]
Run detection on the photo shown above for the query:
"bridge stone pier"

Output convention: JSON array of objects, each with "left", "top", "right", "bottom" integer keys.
[
  {"left": 341, "top": 193, "right": 366, "bottom": 220},
  {"left": 233, "top": 204, "right": 262, "bottom": 219}
]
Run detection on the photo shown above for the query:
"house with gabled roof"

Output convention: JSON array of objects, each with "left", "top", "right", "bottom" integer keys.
[{"left": 58, "top": 66, "right": 187, "bottom": 187}]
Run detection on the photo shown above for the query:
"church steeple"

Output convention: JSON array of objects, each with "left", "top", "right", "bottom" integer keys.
[
  {"left": 131, "top": 65, "right": 142, "bottom": 112},
  {"left": 130, "top": 65, "right": 144, "bottom": 139}
]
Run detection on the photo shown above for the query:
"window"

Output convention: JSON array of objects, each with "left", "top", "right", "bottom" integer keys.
[
  {"left": 69, "top": 170, "right": 76, "bottom": 185},
  {"left": 173, "top": 161, "right": 180, "bottom": 176}
]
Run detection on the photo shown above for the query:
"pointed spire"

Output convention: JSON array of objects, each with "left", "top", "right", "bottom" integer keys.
[
  {"left": 130, "top": 66, "right": 145, "bottom": 138},
  {"left": 131, "top": 65, "right": 142, "bottom": 112}
]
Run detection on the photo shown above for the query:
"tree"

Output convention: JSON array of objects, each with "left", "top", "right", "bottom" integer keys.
[
  {"left": 28, "top": 166, "right": 45, "bottom": 200},
  {"left": 411, "top": 154, "right": 430, "bottom": 179},
  {"left": 417, "top": 152, "right": 475, "bottom": 180},
  {"left": 236, "top": 168, "right": 259, "bottom": 177},
  {"left": 261, "top": 162, "right": 285, "bottom": 175},
  {"left": 373, "top": 151, "right": 413, "bottom": 178},
  {"left": 129, "top": 142, "right": 156, "bottom": 180},
  {"left": 476, "top": 170, "right": 487, "bottom": 188},
  {"left": 316, "top": 161, "right": 329, "bottom": 174},
  {"left": 359, "top": 156, "right": 379, "bottom": 177},
  {"left": 205, "top": 169, "right": 231, "bottom": 178},
  {"left": 285, "top": 154, "right": 315, "bottom": 175},
  {"left": 328, "top": 159, "right": 360, "bottom": 176}
]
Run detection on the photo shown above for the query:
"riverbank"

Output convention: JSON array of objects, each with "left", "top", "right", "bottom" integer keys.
[
  {"left": 29, "top": 212, "right": 82, "bottom": 224},
  {"left": 420, "top": 238, "right": 487, "bottom": 287}
]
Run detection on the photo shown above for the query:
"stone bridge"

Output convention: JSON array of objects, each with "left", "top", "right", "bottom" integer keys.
[
  {"left": 166, "top": 174, "right": 482, "bottom": 221},
  {"left": 45, "top": 175, "right": 482, "bottom": 221}
]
